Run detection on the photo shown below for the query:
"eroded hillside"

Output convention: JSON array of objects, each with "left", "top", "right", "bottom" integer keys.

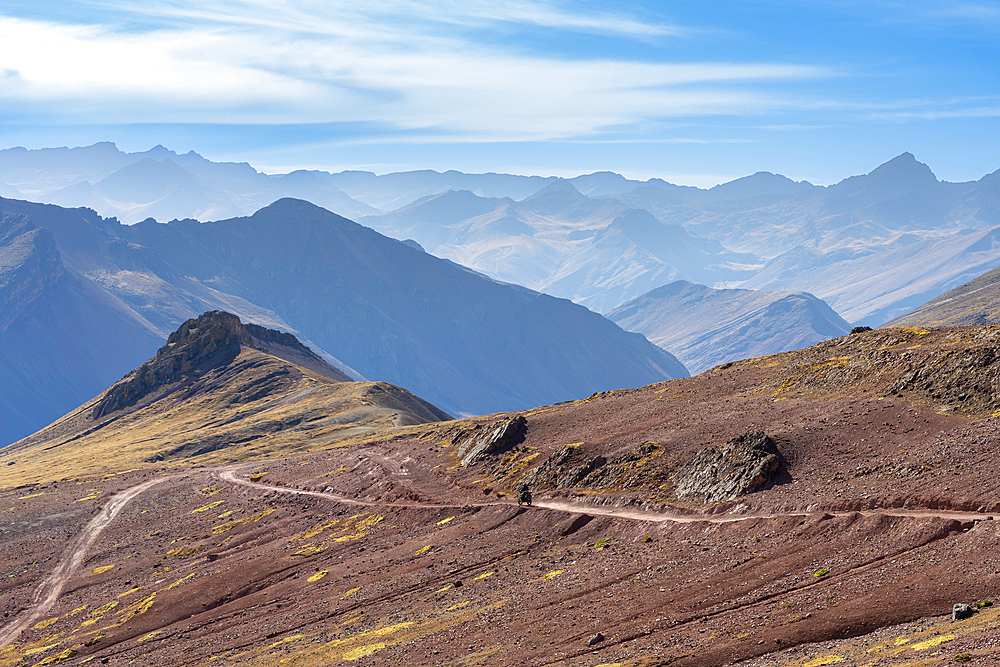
[{"left": 2, "top": 326, "right": 1000, "bottom": 666}]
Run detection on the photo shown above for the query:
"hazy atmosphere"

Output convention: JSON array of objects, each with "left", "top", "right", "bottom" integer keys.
[
  {"left": 6, "top": 2, "right": 1000, "bottom": 667},
  {"left": 1, "top": 0, "right": 998, "bottom": 185}
]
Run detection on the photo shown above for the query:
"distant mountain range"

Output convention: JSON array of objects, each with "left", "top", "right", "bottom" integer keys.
[
  {"left": 4, "top": 144, "right": 999, "bottom": 328},
  {"left": 0, "top": 195, "right": 686, "bottom": 446},
  {"left": 0, "top": 143, "right": 379, "bottom": 223},
  {"left": 359, "top": 153, "right": 1000, "bottom": 325},
  {"left": 606, "top": 281, "right": 852, "bottom": 374}
]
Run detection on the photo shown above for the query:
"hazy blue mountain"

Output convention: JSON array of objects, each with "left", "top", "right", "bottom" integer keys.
[
  {"left": 361, "top": 180, "right": 759, "bottom": 313},
  {"left": 5, "top": 144, "right": 1000, "bottom": 329},
  {"left": 0, "top": 195, "right": 687, "bottom": 445},
  {"left": 607, "top": 281, "right": 851, "bottom": 374},
  {"left": 320, "top": 168, "right": 687, "bottom": 211},
  {"left": 616, "top": 155, "right": 1000, "bottom": 325},
  {"left": 883, "top": 263, "right": 1000, "bottom": 328},
  {"left": 707, "top": 171, "right": 817, "bottom": 201},
  {"left": 0, "top": 143, "right": 378, "bottom": 223},
  {"left": 0, "top": 204, "right": 164, "bottom": 445}
]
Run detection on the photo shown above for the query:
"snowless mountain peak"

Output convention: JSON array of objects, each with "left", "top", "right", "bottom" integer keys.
[{"left": 523, "top": 178, "right": 583, "bottom": 201}]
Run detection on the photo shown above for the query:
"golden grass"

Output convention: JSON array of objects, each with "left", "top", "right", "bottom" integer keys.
[{"left": 0, "top": 349, "right": 453, "bottom": 488}]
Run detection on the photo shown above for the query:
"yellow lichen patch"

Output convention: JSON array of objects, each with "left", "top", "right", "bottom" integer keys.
[
  {"left": 75, "top": 491, "right": 100, "bottom": 503},
  {"left": 165, "top": 545, "right": 201, "bottom": 558},
  {"left": 291, "top": 518, "right": 341, "bottom": 540},
  {"left": 23, "top": 643, "right": 60, "bottom": 657},
  {"left": 437, "top": 516, "right": 455, "bottom": 526},
  {"left": 33, "top": 617, "right": 59, "bottom": 630},
  {"left": 894, "top": 636, "right": 912, "bottom": 645},
  {"left": 191, "top": 500, "right": 225, "bottom": 513},
  {"left": 339, "top": 611, "right": 363, "bottom": 626},
  {"left": 249, "top": 471, "right": 268, "bottom": 482},
  {"left": 117, "top": 586, "right": 142, "bottom": 598},
  {"left": 307, "top": 571, "right": 328, "bottom": 583},
  {"left": 331, "top": 514, "right": 384, "bottom": 542},
  {"left": 89, "top": 565, "right": 115, "bottom": 575},
  {"left": 137, "top": 631, "right": 161, "bottom": 643},
  {"left": 540, "top": 570, "right": 564, "bottom": 580},
  {"left": 35, "top": 647, "right": 77, "bottom": 664},
  {"left": 217, "top": 510, "right": 233, "bottom": 518},
  {"left": 446, "top": 602, "right": 471, "bottom": 611},
  {"left": 293, "top": 544, "right": 328, "bottom": 556},
  {"left": 119, "top": 593, "right": 156, "bottom": 623},
  {"left": 803, "top": 656, "right": 844, "bottom": 667},
  {"left": 67, "top": 606, "right": 87, "bottom": 617},
  {"left": 911, "top": 634, "right": 954, "bottom": 650},
  {"left": 79, "top": 618, "right": 100, "bottom": 627},
  {"left": 200, "top": 486, "right": 222, "bottom": 496},
  {"left": 166, "top": 573, "right": 195, "bottom": 590},
  {"left": 91, "top": 601, "right": 118, "bottom": 615},
  {"left": 594, "top": 663, "right": 623, "bottom": 667},
  {"left": 473, "top": 571, "right": 494, "bottom": 581},
  {"left": 17, "top": 492, "right": 45, "bottom": 500},
  {"left": 436, "top": 584, "right": 453, "bottom": 593},
  {"left": 813, "top": 356, "right": 852, "bottom": 370},
  {"left": 343, "top": 587, "right": 360, "bottom": 597},
  {"left": 446, "top": 646, "right": 503, "bottom": 666},
  {"left": 415, "top": 545, "right": 432, "bottom": 556},
  {"left": 266, "top": 635, "right": 305, "bottom": 649},
  {"left": 342, "top": 643, "right": 387, "bottom": 661},
  {"left": 212, "top": 509, "right": 275, "bottom": 535}
]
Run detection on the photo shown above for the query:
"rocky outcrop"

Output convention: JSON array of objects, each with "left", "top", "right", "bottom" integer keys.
[
  {"left": 92, "top": 311, "right": 248, "bottom": 418},
  {"left": 520, "top": 441, "right": 666, "bottom": 491},
  {"left": 91, "top": 311, "right": 350, "bottom": 419},
  {"left": 672, "top": 431, "right": 781, "bottom": 504},
  {"left": 453, "top": 416, "right": 527, "bottom": 467}
]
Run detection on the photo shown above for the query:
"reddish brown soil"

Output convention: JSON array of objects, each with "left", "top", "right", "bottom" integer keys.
[{"left": 3, "top": 327, "right": 1000, "bottom": 666}]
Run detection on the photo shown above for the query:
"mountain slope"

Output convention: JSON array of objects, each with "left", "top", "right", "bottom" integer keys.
[
  {"left": 884, "top": 263, "right": 1000, "bottom": 327},
  {"left": 5, "top": 311, "right": 449, "bottom": 477},
  {"left": 0, "top": 209, "right": 164, "bottom": 445},
  {"left": 362, "top": 182, "right": 758, "bottom": 313},
  {"left": 607, "top": 281, "right": 851, "bottom": 373},
  {"left": 119, "top": 198, "right": 688, "bottom": 416},
  {"left": 3, "top": 326, "right": 1000, "bottom": 666},
  {"left": 0, "top": 196, "right": 686, "bottom": 443}
]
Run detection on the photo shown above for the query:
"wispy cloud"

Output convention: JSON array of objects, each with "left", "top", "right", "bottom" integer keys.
[{"left": 0, "top": 3, "right": 834, "bottom": 141}]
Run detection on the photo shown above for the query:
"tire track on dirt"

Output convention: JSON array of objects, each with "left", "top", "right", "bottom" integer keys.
[
  {"left": 220, "top": 469, "right": 997, "bottom": 525},
  {"left": 0, "top": 476, "right": 172, "bottom": 648}
]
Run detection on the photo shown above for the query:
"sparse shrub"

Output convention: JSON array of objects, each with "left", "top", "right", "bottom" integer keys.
[{"left": 594, "top": 537, "right": 612, "bottom": 549}]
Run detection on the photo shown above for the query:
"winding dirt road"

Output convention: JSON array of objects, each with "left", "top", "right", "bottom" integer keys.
[
  {"left": 219, "top": 469, "right": 996, "bottom": 525},
  {"left": 2, "top": 467, "right": 995, "bottom": 650},
  {"left": 0, "top": 476, "right": 172, "bottom": 648}
]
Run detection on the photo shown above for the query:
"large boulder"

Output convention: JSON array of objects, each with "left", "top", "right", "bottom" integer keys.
[
  {"left": 672, "top": 431, "right": 781, "bottom": 504},
  {"left": 453, "top": 416, "right": 528, "bottom": 467}
]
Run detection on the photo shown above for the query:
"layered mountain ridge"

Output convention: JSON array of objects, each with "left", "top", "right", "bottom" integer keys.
[
  {"left": 607, "top": 280, "right": 852, "bottom": 373},
  {"left": 5, "top": 144, "right": 1000, "bottom": 330},
  {"left": 0, "top": 195, "right": 686, "bottom": 445}
]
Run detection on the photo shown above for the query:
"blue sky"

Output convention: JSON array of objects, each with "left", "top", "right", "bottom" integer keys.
[{"left": 0, "top": 1, "right": 997, "bottom": 186}]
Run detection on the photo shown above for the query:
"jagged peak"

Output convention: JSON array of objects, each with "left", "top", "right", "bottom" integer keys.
[{"left": 91, "top": 311, "right": 348, "bottom": 419}]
